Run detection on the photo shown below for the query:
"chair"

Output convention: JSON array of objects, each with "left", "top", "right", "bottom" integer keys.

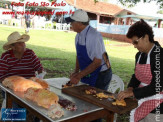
[
  {"left": 56, "top": 23, "right": 62, "bottom": 30},
  {"left": 107, "top": 74, "right": 124, "bottom": 122},
  {"left": 45, "top": 22, "right": 53, "bottom": 29},
  {"left": 62, "top": 23, "right": 67, "bottom": 30},
  {"left": 14, "top": 19, "right": 21, "bottom": 27},
  {"left": 67, "top": 23, "right": 70, "bottom": 31},
  {"left": 108, "top": 74, "right": 124, "bottom": 93}
]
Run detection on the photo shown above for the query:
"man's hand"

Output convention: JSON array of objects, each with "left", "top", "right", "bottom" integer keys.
[
  {"left": 117, "top": 87, "right": 134, "bottom": 100},
  {"left": 70, "top": 72, "right": 78, "bottom": 79},
  {"left": 70, "top": 73, "right": 81, "bottom": 84}
]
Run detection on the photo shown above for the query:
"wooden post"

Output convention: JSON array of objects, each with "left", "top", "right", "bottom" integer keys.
[
  {"left": 126, "top": 12, "right": 131, "bottom": 25},
  {"left": 158, "top": 19, "right": 162, "bottom": 28},
  {"left": 97, "top": 14, "right": 100, "bottom": 29},
  {"left": 116, "top": 18, "right": 119, "bottom": 25},
  {"left": 126, "top": 17, "right": 131, "bottom": 25},
  {"left": 120, "top": 18, "right": 123, "bottom": 25},
  {"left": 97, "top": 14, "right": 100, "bottom": 24}
]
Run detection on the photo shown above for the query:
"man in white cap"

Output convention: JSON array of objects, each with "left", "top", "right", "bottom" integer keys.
[{"left": 66, "top": 9, "right": 112, "bottom": 91}]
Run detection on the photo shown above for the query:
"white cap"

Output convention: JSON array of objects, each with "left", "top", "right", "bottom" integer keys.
[{"left": 65, "top": 9, "right": 89, "bottom": 23}]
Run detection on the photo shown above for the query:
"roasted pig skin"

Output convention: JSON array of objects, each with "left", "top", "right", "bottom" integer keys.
[{"left": 2, "top": 76, "right": 43, "bottom": 92}]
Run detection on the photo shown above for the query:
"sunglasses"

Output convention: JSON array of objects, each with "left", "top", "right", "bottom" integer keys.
[{"left": 132, "top": 36, "right": 143, "bottom": 45}]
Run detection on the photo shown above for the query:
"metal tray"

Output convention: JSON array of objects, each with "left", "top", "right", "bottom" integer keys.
[{"left": 0, "top": 79, "right": 103, "bottom": 121}]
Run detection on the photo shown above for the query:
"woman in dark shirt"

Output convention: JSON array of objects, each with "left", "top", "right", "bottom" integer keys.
[{"left": 118, "top": 19, "right": 163, "bottom": 122}]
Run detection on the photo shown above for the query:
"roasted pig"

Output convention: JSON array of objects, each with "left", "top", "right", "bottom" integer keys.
[
  {"left": 2, "top": 76, "right": 43, "bottom": 92},
  {"left": 30, "top": 77, "right": 49, "bottom": 89},
  {"left": 24, "top": 88, "right": 64, "bottom": 119},
  {"left": 24, "top": 88, "right": 59, "bottom": 109}
]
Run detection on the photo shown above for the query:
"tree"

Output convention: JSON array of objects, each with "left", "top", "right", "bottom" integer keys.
[
  {"left": 157, "top": 10, "right": 163, "bottom": 14},
  {"left": 94, "top": 0, "right": 98, "bottom": 3},
  {"left": 95, "top": 0, "right": 110, "bottom": 2},
  {"left": 118, "top": 0, "right": 163, "bottom": 9},
  {"left": 48, "top": 0, "right": 56, "bottom": 2}
]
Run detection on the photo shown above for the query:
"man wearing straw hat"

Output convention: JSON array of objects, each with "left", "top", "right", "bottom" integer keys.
[
  {"left": 0, "top": 31, "right": 44, "bottom": 80},
  {"left": 0, "top": 31, "right": 44, "bottom": 121}
]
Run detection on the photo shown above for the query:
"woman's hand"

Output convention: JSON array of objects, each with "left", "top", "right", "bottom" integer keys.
[{"left": 117, "top": 87, "right": 134, "bottom": 100}]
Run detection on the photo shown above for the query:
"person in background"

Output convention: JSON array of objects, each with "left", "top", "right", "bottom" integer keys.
[
  {"left": 32, "top": 15, "right": 38, "bottom": 29},
  {"left": 66, "top": 9, "right": 112, "bottom": 91},
  {"left": 24, "top": 10, "right": 31, "bottom": 33},
  {"left": 118, "top": 19, "right": 163, "bottom": 122},
  {"left": 154, "top": 23, "right": 157, "bottom": 27}
]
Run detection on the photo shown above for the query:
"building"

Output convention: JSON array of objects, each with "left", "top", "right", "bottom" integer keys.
[
  {"left": 65, "top": 0, "right": 163, "bottom": 44},
  {"left": 65, "top": 0, "right": 136, "bottom": 25}
]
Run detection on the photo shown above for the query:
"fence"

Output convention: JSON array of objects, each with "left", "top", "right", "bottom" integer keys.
[{"left": 89, "top": 20, "right": 163, "bottom": 38}]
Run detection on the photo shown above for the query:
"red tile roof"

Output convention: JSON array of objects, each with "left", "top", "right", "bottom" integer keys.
[{"left": 65, "top": 0, "right": 124, "bottom": 16}]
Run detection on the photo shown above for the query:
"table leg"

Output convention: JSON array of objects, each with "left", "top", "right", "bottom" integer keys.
[
  {"left": 6, "top": 93, "right": 12, "bottom": 108},
  {"left": 5, "top": 92, "right": 51, "bottom": 122},
  {"left": 5, "top": 92, "right": 114, "bottom": 122},
  {"left": 105, "top": 111, "right": 114, "bottom": 122}
]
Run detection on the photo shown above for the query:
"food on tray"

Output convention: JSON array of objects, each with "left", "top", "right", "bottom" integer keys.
[
  {"left": 94, "top": 92, "right": 115, "bottom": 100},
  {"left": 2, "top": 76, "right": 43, "bottom": 92},
  {"left": 112, "top": 99, "right": 126, "bottom": 106},
  {"left": 25, "top": 88, "right": 64, "bottom": 119},
  {"left": 62, "top": 81, "right": 74, "bottom": 88},
  {"left": 48, "top": 104, "right": 64, "bottom": 119},
  {"left": 108, "top": 95, "right": 115, "bottom": 99},
  {"left": 59, "top": 99, "right": 77, "bottom": 111},
  {"left": 85, "top": 87, "right": 97, "bottom": 95},
  {"left": 96, "top": 92, "right": 109, "bottom": 99},
  {"left": 24, "top": 88, "right": 59, "bottom": 109},
  {"left": 30, "top": 77, "right": 49, "bottom": 89}
]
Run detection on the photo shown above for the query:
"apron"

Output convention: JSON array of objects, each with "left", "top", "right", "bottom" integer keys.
[
  {"left": 76, "top": 26, "right": 102, "bottom": 86},
  {"left": 130, "top": 45, "right": 163, "bottom": 122}
]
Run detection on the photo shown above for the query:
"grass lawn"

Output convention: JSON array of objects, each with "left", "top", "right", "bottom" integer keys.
[
  {"left": 0, "top": 25, "right": 139, "bottom": 122},
  {"left": 0, "top": 25, "right": 138, "bottom": 87}
]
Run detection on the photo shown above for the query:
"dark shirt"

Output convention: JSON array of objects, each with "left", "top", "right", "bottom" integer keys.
[
  {"left": 25, "top": 14, "right": 30, "bottom": 21},
  {"left": 128, "top": 41, "right": 163, "bottom": 114}
]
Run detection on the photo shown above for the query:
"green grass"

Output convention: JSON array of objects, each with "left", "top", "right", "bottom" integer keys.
[
  {"left": 104, "top": 38, "right": 137, "bottom": 86},
  {"left": 0, "top": 25, "right": 138, "bottom": 88}
]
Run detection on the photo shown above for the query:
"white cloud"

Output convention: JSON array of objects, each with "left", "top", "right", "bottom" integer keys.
[
  {"left": 109, "top": 0, "right": 160, "bottom": 16},
  {"left": 129, "top": 1, "right": 160, "bottom": 15}
]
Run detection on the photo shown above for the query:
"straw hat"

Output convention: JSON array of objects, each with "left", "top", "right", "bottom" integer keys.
[{"left": 3, "top": 31, "right": 30, "bottom": 50}]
